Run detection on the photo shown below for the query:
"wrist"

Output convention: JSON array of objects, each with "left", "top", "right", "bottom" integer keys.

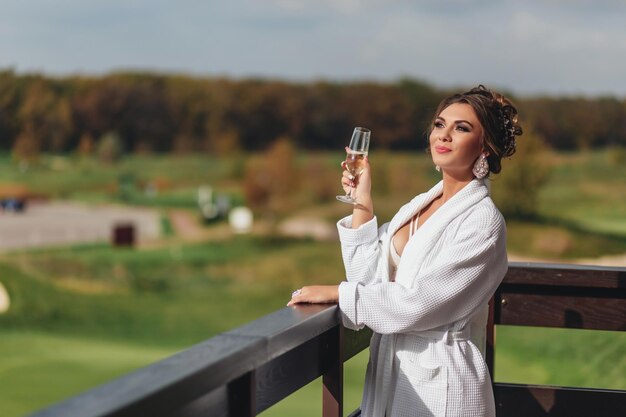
[
  {"left": 352, "top": 197, "right": 374, "bottom": 228},
  {"left": 354, "top": 196, "right": 373, "bottom": 213}
]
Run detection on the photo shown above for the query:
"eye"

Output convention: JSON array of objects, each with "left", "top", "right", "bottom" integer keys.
[
  {"left": 433, "top": 121, "right": 444, "bottom": 129},
  {"left": 456, "top": 124, "right": 470, "bottom": 132}
]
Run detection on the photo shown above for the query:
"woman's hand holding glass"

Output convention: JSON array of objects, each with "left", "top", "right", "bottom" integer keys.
[
  {"left": 336, "top": 127, "right": 371, "bottom": 204},
  {"left": 341, "top": 148, "right": 371, "bottom": 204}
]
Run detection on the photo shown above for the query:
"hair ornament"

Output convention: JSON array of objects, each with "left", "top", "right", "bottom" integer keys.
[{"left": 499, "top": 104, "right": 522, "bottom": 157}]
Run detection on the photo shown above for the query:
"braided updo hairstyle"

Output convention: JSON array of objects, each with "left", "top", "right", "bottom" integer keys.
[{"left": 430, "top": 85, "right": 523, "bottom": 175}]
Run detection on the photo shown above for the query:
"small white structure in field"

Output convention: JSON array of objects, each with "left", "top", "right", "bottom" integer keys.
[
  {"left": 229, "top": 207, "right": 253, "bottom": 234},
  {"left": 198, "top": 185, "right": 222, "bottom": 220},
  {"left": 0, "top": 281, "right": 9, "bottom": 314}
]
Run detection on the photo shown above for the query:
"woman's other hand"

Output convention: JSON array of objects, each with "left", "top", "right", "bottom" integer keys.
[{"left": 287, "top": 285, "right": 339, "bottom": 306}]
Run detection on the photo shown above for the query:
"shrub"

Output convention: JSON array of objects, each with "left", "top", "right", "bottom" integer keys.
[
  {"left": 606, "top": 145, "right": 626, "bottom": 166},
  {"left": 11, "top": 131, "right": 40, "bottom": 165},
  {"left": 243, "top": 157, "right": 271, "bottom": 211},
  {"left": 97, "top": 131, "right": 124, "bottom": 164},
  {"left": 302, "top": 156, "right": 338, "bottom": 204},
  {"left": 491, "top": 129, "right": 552, "bottom": 219},
  {"left": 243, "top": 137, "right": 299, "bottom": 217}
]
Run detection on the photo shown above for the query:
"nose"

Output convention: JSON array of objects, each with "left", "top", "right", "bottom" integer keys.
[
  {"left": 437, "top": 124, "right": 452, "bottom": 142},
  {"left": 439, "top": 130, "right": 451, "bottom": 142}
]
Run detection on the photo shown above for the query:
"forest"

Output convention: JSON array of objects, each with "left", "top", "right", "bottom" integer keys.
[{"left": 2, "top": 69, "right": 626, "bottom": 160}]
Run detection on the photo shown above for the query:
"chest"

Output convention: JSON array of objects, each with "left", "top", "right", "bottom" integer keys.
[{"left": 392, "top": 199, "right": 442, "bottom": 257}]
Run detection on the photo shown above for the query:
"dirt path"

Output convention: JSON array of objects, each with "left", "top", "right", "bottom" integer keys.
[
  {"left": 0, "top": 201, "right": 161, "bottom": 252},
  {"left": 165, "top": 209, "right": 243, "bottom": 243},
  {"left": 2, "top": 201, "right": 624, "bottom": 267},
  {"left": 168, "top": 209, "right": 206, "bottom": 241}
]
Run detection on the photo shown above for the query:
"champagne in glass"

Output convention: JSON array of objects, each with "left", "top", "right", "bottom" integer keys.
[{"left": 336, "top": 127, "right": 371, "bottom": 204}]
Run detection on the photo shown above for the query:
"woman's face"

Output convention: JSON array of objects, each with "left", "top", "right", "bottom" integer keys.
[{"left": 429, "top": 103, "right": 485, "bottom": 178}]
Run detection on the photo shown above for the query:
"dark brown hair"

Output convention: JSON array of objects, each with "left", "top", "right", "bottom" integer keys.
[{"left": 429, "top": 85, "right": 523, "bottom": 175}]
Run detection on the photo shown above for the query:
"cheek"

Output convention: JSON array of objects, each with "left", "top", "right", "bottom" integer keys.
[
  {"left": 475, "top": 130, "right": 486, "bottom": 152},
  {"left": 469, "top": 134, "right": 484, "bottom": 155},
  {"left": 428, "top": 131, "right": 437, "bottom": 145}
]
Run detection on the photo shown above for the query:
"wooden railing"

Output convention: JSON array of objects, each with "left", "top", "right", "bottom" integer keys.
[
  {"left": 488, "top": 262, "right": 626, "bottom": 416},
  {"left": 29, "top": 262, "right": 626, "bottom": 417}
]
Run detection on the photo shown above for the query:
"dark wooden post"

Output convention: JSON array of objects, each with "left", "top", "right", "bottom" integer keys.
[
  {"left": 323, "top": 325, "right": 344, "bottom": 417},
  {"left": 228, "top": 370, "right": 256, "bottom": 417},
  {"left": 486, "top": 295, "right": 496, "bottom": 378}
]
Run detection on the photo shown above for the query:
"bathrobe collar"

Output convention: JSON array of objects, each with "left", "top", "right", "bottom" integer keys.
[{"left": 382, "top": 179, "right": 490, "bottom": 285}]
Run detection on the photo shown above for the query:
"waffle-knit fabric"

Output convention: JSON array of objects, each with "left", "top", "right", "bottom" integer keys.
[{"left": 337, "top": 179, "right": 507, "bottom": 417}]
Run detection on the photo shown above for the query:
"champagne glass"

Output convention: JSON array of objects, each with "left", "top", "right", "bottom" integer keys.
[{"left": 336, "top": 127, "right": 371, "bottom": 204}]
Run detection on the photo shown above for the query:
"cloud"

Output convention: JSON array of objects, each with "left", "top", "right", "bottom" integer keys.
[
  {"left": 271, "top": 0, "right": 390, "bottom": 15},
  {"left": 1, "top": 0, "right": 625, "bottom": 95}
]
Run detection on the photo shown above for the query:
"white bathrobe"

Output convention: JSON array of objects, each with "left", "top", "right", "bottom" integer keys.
[{"left": 337, "top": 179, "right": 508, "bottom": 417}]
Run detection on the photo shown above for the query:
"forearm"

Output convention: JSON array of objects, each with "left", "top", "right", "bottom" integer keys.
[{"left": 351, "top": 195, "right": 374, "bottom": 229}]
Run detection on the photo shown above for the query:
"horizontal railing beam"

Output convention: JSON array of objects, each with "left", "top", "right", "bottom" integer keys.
[
  {"left": 494, "top": 383, "right": 626, "bottom": 417},
  {"left": 505, "top": 262, "right": 626, "bottom": 288},
  {"left": 496, "top": 291, "right": 626, "bottom": 330},
  {"left": 496, "top": 262, "right": 626, "bottom": 330},
  {"left": 29, "top": 304, "right": 341, "bottom": 417}
]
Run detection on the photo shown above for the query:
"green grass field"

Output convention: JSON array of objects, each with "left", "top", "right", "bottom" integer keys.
[
  {"left": 0, "top": 331, "right": 174, "bottom": 417},
  {"left": 1, "top": 149, "right": 625, "bottom": 416},
  {"left": 538, "top": 151, "right": 626, "bottom": 237},
  {"left": 494, "top": 326, "right": 626, "bottom": 390}
]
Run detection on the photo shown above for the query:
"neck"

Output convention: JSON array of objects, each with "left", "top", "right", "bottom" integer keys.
[{"left": 440, "top": 171, "right": 475, "bottom": 203}]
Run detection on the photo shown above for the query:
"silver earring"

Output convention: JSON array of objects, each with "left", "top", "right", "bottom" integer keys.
[
  {"left": 472, "top": 153, "right": 489, "bottom": 179},
  {"left": 435, "top": 165, "right": 441, "bottom": 172}
]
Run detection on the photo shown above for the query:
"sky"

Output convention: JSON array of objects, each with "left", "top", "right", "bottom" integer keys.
[{"left": 2, "top": 0, "right": 626, "bottom": 97}]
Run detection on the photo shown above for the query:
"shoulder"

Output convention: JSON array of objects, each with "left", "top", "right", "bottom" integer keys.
[{"left": 459, "top": 196, "right": 505, "bottom": 238}]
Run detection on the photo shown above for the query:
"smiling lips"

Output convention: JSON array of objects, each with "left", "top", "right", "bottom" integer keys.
[{"left": 434, "top": 145, "right": 452, "bottom": 153}]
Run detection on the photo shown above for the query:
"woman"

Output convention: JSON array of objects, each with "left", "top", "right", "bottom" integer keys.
[{"left": 288, "top": 85, "right": 523, "bottom": 416}]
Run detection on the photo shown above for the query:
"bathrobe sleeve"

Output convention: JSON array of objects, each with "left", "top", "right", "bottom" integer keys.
[
  {"left": 338, "top": 206, "right": 508, "bottom": 334},
  {"left": 336, "top": 214, "right": 389, "bottom": 286}
]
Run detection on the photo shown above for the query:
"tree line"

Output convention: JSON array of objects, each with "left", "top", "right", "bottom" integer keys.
[{"left": 1, "top": 69, "right": 625, "bottom": 160}]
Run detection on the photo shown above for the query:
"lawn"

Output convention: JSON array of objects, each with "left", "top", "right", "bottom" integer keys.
[
  {"left": 537, "top": 150, "right": 626, "bottom": 236},
  {"left": 495, "top": 326, "right": 626, "bottom": 390},
  {"left": 0, "top": 237, "right": 345, "bottom": 345},
  {"left": 0, "top": 331, "right": 173, "bottom": 417}
]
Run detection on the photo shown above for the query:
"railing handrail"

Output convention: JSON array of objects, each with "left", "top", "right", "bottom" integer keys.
[
  {"left": 29, "top": 304, "right": 350, "bottom": 417},
  {"left": 28, "top": 262, "right": 626, "bottom": 417},
  {"left": 503, "top": 261, "right": 626, "bottom": 288}
]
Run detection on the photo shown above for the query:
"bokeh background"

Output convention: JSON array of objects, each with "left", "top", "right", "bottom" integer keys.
[{"left": 1, "top": 1, "right": 625, "bottom": 416}]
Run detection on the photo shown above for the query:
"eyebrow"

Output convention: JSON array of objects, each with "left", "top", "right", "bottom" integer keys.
[{"left": 435, "top": 116, "right": 474, "bottom": 128}]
